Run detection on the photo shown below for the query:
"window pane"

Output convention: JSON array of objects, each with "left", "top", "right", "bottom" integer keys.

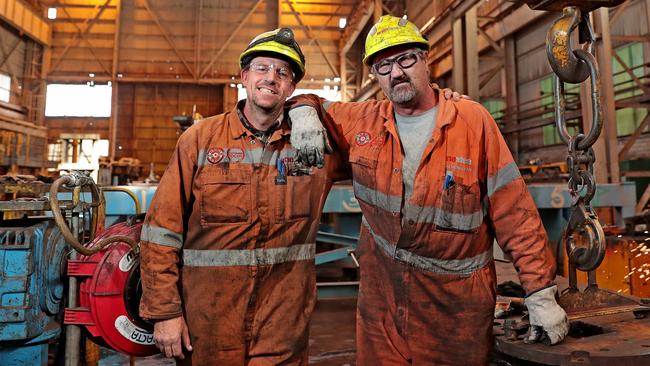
[
  {"left": 45, "top": 84, "right": 112, "bottom": 117},
  {"left": 0, "top": 73, "right": 10, "bottom": 103}
]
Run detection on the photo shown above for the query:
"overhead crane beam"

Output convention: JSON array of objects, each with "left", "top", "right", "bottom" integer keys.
[
  {"left": 285, "top": 0, "right": 339, "bottom": 77},
  {"left": 340, "top": 0, "right": 374, "bottom": 54}
]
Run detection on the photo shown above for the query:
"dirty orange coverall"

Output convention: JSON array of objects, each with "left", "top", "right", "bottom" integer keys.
[
  {"left": 139, "top": 103, "right": 345, "bottom": 365},
  {"left": 294, "top": 90, "right": 556, "bottom": 365}
]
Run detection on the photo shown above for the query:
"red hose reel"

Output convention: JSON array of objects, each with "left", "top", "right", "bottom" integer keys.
[{"left": 64, "top": 221, "right": 156, "bottom": 356}]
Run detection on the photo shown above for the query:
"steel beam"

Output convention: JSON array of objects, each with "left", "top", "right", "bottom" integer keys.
[
  {"left": 373, "top": 0, "right": 382, "bottom": 22},
  {"left": 465, "top": 5, "right": 479, "bottom": 100},
  {"left": 452, "top": 17, "right": 465, "bottom": 94},
  {"left": 340, "top": 42, "right": 348, "bottom": 102},
  {"left": 195, "top": 0, "right": 203, "bottom": 77},
  {"left": 340, "top": 0, "right": 374, "bottom": 54},
  {"left": 109, "top": 0, "right": 122, "bottom": 159},
  {"left": 637, "top": 184, "right": 650, "bottom": 213},
  {"left": 593, "top": 8, "right": 620, "bottom": 183},
  {"left": 503, "top": 36, "right": 519, "bottom": 159},
  {"left": 431, "top": 3, "right": 542, "bottom": 78}
]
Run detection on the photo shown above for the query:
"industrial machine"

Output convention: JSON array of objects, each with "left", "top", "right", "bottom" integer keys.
[{"left": 0, "top": 172, "right": 155, "bottom": 365}]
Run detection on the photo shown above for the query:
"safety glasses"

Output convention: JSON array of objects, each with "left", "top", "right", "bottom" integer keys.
[
  {"left": 248, "top": 62, "right": 295, "bottom": 81},
  {"left": 373, "top": 50, "right": 423, "bottom": 76}
]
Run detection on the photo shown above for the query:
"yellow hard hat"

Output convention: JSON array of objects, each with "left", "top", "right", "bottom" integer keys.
[
  {"left": 363, "top": 15, "right": 429, "bottom": 65},
  {"left": 239, "top": 28, "right": 306, "bottom": 82}
]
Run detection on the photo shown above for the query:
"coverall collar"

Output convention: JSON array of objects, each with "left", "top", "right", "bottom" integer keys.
[
  {"left": 230, "top": 100, "right": 289, "bottom": 143},
  {"left": 380, "top": 85, "right": 458, "bottom": 143}
]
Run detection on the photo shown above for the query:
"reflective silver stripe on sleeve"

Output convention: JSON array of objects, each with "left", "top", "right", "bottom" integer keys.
[
  {"left": 352, "top": 181, "right": 401, "bottom": 213},
  {"left": 141, "top": 224, "right": 183, "bottom": 249},
  {"left": 183, "top": 243, "right": 315, "bottom": 267},
  {"left": 487, "top": 162, "right": 521, "bottom": 197},
  {"left": 198, "top": 148, "right": 297, "bottom": 167},
  {"left": 403, "top": 202, "right": 486, "bottom": 231},
  {"left": 362, "top": 219, "right": 492, "bottom": 275}
]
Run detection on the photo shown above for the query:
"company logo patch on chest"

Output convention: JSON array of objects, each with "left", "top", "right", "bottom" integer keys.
[
  {"left": 206, "top": 147, "right": 226, "bottom": 164},
  {"left": 355, "top": 131, "right": 372, "bottom": 146},
  {"left": 446, "top": 156, "right": 473, "bottom": 172},
  {"left": 227, "top": 148, "right": 245, "bottom": 163}
]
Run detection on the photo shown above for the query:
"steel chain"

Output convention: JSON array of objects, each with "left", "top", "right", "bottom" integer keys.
[{"left": 550, "top": 6, "right": 606, "bottom": 272}]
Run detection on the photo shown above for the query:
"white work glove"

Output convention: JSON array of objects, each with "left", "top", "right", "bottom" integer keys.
[
  {"left": 289, "top": 106, "right": 332, "bottom": 168},
  {"left": 524, "top": 285, "right": 569, "bottom": 345}
]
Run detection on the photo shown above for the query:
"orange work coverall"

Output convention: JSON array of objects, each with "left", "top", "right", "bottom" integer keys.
[
  {"left": 139, "top": 103, "right": 346, "bottom": 365},
  {"left": 294, "top": 89, "right": 556, "bottom": 365}
]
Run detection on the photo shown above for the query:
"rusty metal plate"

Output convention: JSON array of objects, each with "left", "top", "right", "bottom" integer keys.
[
  {"left": 511, "top": 0, "right": 626, "bottom": 12},
  {"left": 494, "top": 311, "right": 650, "bottom": 365},
  {"left": 494, "top": 261, "right": 650, "bottom": 365}
]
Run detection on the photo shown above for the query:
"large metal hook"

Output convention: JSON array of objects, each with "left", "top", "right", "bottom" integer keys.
[
  {"left": 547, "top": 7, "right": 591, "bottom": 84},
  {"left": 563, "top": 200, "right": 606, "bottom": 272}
]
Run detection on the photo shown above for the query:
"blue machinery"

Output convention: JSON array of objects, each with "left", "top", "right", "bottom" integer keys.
[{"left": 0, "top": 219, "right": 68, "bottom": 365}]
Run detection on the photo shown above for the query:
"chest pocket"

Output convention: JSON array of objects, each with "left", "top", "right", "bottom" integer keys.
[
  {"left": 434, "top": 181, "right": 483, "bottom": 233},
  {"left": 201, "top": 172, "right": 252, "bottom": 225},
  {"left": 276, "top": 175, "right": 314, "bottom": 222},
  {"left": 349, "top": 154, "right": 378, "bottom": 206}
]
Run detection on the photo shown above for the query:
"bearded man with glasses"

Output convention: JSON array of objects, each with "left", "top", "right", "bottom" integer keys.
[
  {"left": 289, "top": 15, "right": 569, "bottom": 365},
  {"left": 138, "top": 28, "right": 350, "bottom": 365}
]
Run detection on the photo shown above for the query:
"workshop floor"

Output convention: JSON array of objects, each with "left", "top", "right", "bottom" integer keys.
[{"left": 99, "top": 298, "right": 358, "bottom": 366}]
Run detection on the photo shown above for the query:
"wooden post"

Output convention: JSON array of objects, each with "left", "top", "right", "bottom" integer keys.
[
  {"left": 465, "top": 5, "right": 479, "bottom": 100},
  {"left": 452, "top": 17, "right": 465, "bottom": 94},
  {"left": 503, "top": 36, "right": 519, "bottom": 160},
  {"left": 593, "top": 8, "right": 620, "bottom": 183}
]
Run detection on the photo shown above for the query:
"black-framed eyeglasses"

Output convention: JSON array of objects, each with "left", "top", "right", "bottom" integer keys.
[{"left": 372, "top": 50, "right": 423, "bottom": 76}]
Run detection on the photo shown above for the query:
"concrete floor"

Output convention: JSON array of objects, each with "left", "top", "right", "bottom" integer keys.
[{"left": 99, "top": 298, "right": 358, "bottom": 366}]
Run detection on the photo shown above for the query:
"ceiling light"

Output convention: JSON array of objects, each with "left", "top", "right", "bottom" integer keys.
[
  {"left": 47, "top": 8, "right": 57, "bottom": 20},
  {"left": 339, "top": 18, "right": 347, "bottom": 29}
]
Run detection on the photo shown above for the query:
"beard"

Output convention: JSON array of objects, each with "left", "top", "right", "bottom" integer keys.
[{"left": 387, "top": 76, "right": 417, "bottom": 104}]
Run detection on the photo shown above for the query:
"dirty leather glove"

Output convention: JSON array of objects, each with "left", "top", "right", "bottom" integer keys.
[
  {"left": 289, "top": 106, "right": 332, "bottom": 168},
  {"left": 524, "top": 285, "right": 569, "bottom": 345}
]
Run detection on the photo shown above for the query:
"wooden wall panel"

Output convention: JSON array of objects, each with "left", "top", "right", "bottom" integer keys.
[{"left": 116, "top": 82, "right": 223, "bottom": 174}]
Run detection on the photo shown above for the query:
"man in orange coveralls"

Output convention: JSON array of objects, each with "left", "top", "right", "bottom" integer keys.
[
  {"left": 289, "top": 15, "right": 569, "bottom": 365},
  {"left": 137, "top": 28, "right": 349, "bottom": 365}
]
